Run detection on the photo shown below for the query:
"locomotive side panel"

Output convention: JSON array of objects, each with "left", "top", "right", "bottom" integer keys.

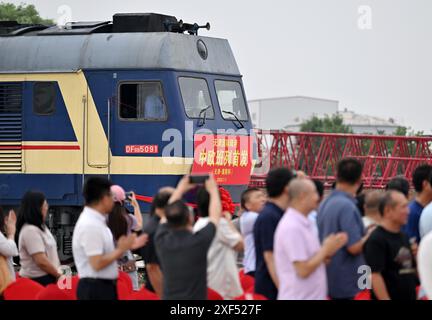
[{"left": 0, "top": 74, "right": 86, "bottom": 206}]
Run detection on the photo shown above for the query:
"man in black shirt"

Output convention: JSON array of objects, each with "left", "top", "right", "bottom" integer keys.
[
  {"left": 155, "top": 175, "right": 221, "bottom": 300},
  {"left": 364, "top": 190, "right": 418, "bottom": 300},
  {"left": 141, "top": 187, "right": 174, "bottom": 297}
]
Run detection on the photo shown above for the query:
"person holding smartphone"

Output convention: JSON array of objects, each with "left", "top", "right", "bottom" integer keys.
[
  {"left": 155, "top": 174, "right": 222, "bottom": 300},
  {"left": 107, "top": 186, "right": 144, "bottom": 290},
  {"left": 194, "top": 185, "right": 245, "bottom": 299}
]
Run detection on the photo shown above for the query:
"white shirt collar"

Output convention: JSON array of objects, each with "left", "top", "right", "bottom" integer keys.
[{"left": 83, "top": 206, "right": 108, "bottom": 223}]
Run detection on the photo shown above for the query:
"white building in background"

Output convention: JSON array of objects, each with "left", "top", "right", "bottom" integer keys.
[
  {"left": 248, "top": 96, "right": 401, "bottom": 134},
  {"left": 248, "top": 96, "right": 338, "bottom": 130},
  {"left": 337, "top": 109, "right": 400, "bottom": 134}
]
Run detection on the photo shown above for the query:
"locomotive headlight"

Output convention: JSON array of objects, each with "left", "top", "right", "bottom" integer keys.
[{"left": 197, "top": 39, "right": 208, "bottom": 60}]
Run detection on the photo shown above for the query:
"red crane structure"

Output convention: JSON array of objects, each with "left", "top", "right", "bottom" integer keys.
[{"left": 250, "top": 130, "right": 432, "bottom": 189}]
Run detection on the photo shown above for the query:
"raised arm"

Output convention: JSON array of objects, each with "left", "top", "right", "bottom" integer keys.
[
  {"left": 130, "top": 192, "right": 143, "bottom": 231},
  {"left": 0, "top": 210, "right": 18, "bottom": 257},
  {"left": 205, "top": 176, "right": 222, "bottom": 226},
  {"left": 169, "top": 175, "right": 195, "bottom": 204}
]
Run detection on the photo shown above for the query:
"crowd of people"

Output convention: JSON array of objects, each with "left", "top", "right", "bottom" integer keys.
[{"left": 2, "top": 158, "right": 432, "bottom": 300}]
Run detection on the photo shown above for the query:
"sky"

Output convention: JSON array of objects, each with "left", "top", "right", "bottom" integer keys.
[{"left": 6, "top": 0, "right": 432, "bottom": 132}]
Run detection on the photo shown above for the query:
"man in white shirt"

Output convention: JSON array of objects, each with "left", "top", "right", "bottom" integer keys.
[
  {"left": 239, "top": 188, "right": 266, "bottom": 277},
  {"left": 418, "top": 231, "right": 432, "bottom": 299},
  {"left": 73, "top": 177, "right": 147, "bottom": 300},
  {"left": 419, "top": 202, "right": 432, "bottom": 239},
  {"left": 194, "top": 187, "right": 244, "bottom": 300}
]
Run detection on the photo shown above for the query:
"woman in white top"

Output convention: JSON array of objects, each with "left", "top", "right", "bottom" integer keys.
[
  {"left": 0, "top": 208, "right": 18, "bottom": 282},
  {"left": 17, "top": 191, "right": 61, "bottom": 286}
]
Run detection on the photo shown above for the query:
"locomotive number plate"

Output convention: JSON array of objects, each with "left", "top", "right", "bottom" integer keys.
[{"left": 125, "top": 145, "right": 159, "bottom": 154}]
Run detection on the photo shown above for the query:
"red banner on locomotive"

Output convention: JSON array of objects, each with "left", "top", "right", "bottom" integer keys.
[{"left": 192, "top": 134, "right": 253, "bottom": 185}]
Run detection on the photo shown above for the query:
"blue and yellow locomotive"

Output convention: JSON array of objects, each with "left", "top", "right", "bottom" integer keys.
[{"left": 0, "top": 13, "right": 255, "bottom": 260}]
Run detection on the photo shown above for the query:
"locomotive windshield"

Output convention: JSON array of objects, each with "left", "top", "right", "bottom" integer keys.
[
  {"left": 215, "top": 80, "right": 248, "bottom": 121},
  {"left": 178, "top": 77, "right": 214, "bottom": 119}
]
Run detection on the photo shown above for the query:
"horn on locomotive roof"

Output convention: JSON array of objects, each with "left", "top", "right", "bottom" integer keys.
[
  {"left": 112, "top": 13, "right": 210, "bottom": 35},
  {"left": 0, "top": 13, "right": 211, "bottom": 36},
  {"left": 164, "top": 20, "right": 210, "bottom": 36}
]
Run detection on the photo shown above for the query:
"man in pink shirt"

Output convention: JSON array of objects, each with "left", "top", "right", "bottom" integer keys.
[{"left": 274, "top": 179, "right": 348, "bottom": 300}]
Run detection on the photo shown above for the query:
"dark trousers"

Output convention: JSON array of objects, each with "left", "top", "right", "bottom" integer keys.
[
  {"left": 144, "top": 266, "right": 156, "bottom": 293},
  {"left": 31, "top": 274, "right": 57, "bottom": 286},
  {"left": 77, "top": 278, "right": 118, "bottom": 300},
  {"left": 246, "top": 271, "right": 255, "bottom": 278},
  {"left": 330, "top": 297, "right": 354, "bottom": 300}
]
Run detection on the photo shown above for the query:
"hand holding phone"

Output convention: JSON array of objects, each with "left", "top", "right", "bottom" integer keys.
[
  {"left": 189, "top": 174, "right": 209, "bottom": 184},
  {"left": 124, "top": 191, "right": 133, "bottom": 203}
]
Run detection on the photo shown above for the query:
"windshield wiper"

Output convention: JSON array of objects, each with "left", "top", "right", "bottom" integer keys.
[
  {"left": 223, "top": 111, "right": 244, "bottom": 129},
  {"left": 197, "top": 106, "right": 211, "bottom": 127}
]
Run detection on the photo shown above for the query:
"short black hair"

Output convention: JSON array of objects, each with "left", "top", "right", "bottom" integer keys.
[
  {"left": 150, "top": 190, "right": 173, "bottom": 215},
  {"left": 240, "top": 187, "right": 261, "bottom": 211},
  {"left": 265, "top": 168, "right": 294, "bottom": 198},
  {"left": 165, "top": 200, "right": 190, "bottom": 228},
  {"left": 312, "top": 180, "right": 324, "bottom": 199},
  {"left": 196, "top": 187, "right": 210, "bottom": 217},
  {"left": 83, "top": 176, "right": 112, "bottom": 205},
  {"left": 386, "top": 176, "right": 410, "bottom": 198},
  {"left": 412, "top": 164, "right": 432, "bottom": 193},
  {"left": 336, "top": 158, "right": 363, "bottom": 185},
  {"left": 378, "top": 191, "right": 398, "bottom": 216}
]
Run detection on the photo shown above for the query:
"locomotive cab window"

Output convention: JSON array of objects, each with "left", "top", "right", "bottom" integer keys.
[
  {"left": 33, "top": 82, "right": 56, "bottom": 115},
  {"left": 178, "top": 77, "right": 214, "bottom": 119},
  {"left": 215, "top": 80, "right": 248, "bottom": 121},
  {"left": 119, "top": 82, "right": 167, "bottom": 121}
]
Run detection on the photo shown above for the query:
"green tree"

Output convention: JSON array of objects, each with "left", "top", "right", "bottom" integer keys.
[
  {"left": 0, "top": 2, "right": 54, "bottom": 25},
  {"left": 298, "top": 115, "right": 352, "bottom": 176},
  {"left": 394, "top": 126, "right": 424, "bottom": 137},
  {"left": 300, "top": 115, "right": 353, "bottom": 133},
  {"left": 394, "top": 126, "right": 408, "bottom": 136}
]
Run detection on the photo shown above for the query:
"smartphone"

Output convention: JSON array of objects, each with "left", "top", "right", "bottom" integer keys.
[
  {"left": 125, "top": 191, "right": 133, "bottom": 202},
  {"left": 189, "top": 174, "right": 209, "bottom": 184}
]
